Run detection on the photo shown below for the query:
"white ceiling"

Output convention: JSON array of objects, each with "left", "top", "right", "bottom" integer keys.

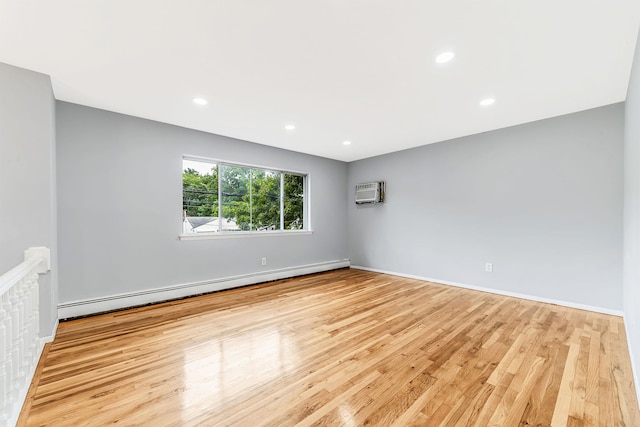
[{"left": 1, "top": 1, "right": 639, "bottom": 162}]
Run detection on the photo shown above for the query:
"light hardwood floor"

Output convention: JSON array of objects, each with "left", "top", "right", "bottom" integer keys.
[{"left": 19, "top": 269, "right": 640, "bottom": 426}]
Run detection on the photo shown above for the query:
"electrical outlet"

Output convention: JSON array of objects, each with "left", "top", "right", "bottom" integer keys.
[
  {"left": 485, "top": 263, "right": 493, "bottom": 273},
  {"left": 261, "top": 257, "right": 267, "bottom": 266}
]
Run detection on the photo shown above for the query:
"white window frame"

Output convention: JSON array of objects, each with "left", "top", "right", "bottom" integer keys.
[{"left": 179, "top": 155, "right": 312, "bottom": 240}]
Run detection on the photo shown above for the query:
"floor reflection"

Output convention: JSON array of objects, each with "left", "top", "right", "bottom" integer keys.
[
  {"left": 338, "top": 404, "right": 356, "bottom": 427},
  {"left": 181, "top": 324, "right": 299, "bottom": 412}
]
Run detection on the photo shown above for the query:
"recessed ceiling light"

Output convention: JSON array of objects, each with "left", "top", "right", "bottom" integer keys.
[
  {"left": 480, "top": 98, "right": 495, "bottom": 107},
  {"left": 435, "top": 51, "right": 455, "bottom": 64},
  {"left": 284, "top": 124, "right": 296, "bottom": 131},
  {"left": 343, "top": 140, "right": 352, "bottom": 146},
  {"left": 193, "top": 97, "right": 208, "bottom": 105}
]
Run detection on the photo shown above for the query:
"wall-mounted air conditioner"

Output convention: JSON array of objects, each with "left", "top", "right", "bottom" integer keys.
[{"left": 355, "top": 181, "right": 385, "bottom": 204}]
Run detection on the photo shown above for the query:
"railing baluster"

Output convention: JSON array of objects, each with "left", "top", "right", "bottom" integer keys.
[
  {"left": 0, "top": 247, "right": 49, "bottom": 426},
  {"left": 19, "top": 275, "right": 32, "bottom": 380},
  {"left": 16, "top": 280, "right": 27, "bottom": 381},
  {"left": 0, "top": 294, "right": 8, "bottom": 420},
  {"left": 10, "top": 287, "right": 21, "bottom": 410},
  {"left": 25, "top": 273, "right": 38, "bottom": 368},
  {"left": 31, "top": 275, "right": 39, "bottom": 368}
]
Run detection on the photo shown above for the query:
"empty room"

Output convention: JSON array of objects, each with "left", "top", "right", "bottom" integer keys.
[{"left": 3, "top": 1, "right": 640, "bottom": 426}]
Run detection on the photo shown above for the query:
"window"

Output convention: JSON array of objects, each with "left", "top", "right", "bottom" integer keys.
[{"left": 182, "top": 157, "right": 307, "bottom": 236}]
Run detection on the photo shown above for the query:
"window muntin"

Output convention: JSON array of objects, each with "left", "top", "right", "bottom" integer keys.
[{"left": 182, "top": 157, "right": 306, "bottom": 234}]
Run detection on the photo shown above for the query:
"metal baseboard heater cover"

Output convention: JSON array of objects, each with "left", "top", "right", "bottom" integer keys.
[{"left": 355, "top": 181, "right": 385, "bottom": 204}]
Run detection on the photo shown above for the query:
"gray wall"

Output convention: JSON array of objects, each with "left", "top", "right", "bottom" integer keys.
[
  {"left": 56, "top": 102, "right": 348, "bottom": 303},
  {"left": 624, "top": 28, "right": 640, "bottom": 389},
  {"left": 0, "top": 62, "right": 57, "bottom": 336},
  {"left": 348, "top": 104, "right": 624, "bottom": 311}
]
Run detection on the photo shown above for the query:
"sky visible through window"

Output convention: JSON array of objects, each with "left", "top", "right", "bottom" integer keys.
[{"left": 183, "top": 159, "right": 216, "bottom": 175}]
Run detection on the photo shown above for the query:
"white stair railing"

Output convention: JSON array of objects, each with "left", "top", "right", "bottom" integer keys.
[{"left": 0, "top": 247, "right": 50, "bottom": 426}]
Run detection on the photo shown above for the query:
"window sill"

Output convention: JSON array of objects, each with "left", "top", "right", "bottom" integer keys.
[{"left": 179, "top": 230, "right": 313, "bottom": 241}]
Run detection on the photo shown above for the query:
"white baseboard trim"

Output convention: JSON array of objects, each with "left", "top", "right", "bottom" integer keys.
[
  {"left": 58, "top": 259, "right": 350, "bottom": 319},
  {"left": 350, "top": 265, "right": 624, "bottom": 317},
  {"left": 623, "top": 315, "right": 640, "bottom": 411}
]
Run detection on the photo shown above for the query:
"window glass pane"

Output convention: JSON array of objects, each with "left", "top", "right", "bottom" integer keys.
[
  {"left": 284, "top": 173, "right": 304, "bottom": 230},
  {"left": 182, "top": 159, "right": 218, "bottom": 233},
  {"left": 221, "top": 165, "right": 249, "bottom": 231},
  {"left": 251, "top": 169, "right": 281, "bottom": 231}
]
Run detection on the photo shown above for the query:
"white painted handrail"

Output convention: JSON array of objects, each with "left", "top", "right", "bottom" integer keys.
[
  {"left": 0, "top": 257, "right": 43, "bottom": 297},
  {"left": 0, "top": 247, "right": 50, "bottom": 427}
]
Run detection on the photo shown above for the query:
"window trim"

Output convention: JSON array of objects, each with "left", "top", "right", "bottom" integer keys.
[
  {"left": 179, "top": 229, "right": 313, "bottom": 241},
  {"left": 180, "top": 155, "right": 311, "bottom": 239}
]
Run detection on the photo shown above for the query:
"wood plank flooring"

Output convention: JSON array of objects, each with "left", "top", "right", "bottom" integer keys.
[{"left": 19, "top": 269, "right": 640, "bottom": 426}]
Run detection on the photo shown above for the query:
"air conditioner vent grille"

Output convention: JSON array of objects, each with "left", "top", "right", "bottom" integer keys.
[{"left": 355, "top": 181, "right": 385, "bottom": 204}]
